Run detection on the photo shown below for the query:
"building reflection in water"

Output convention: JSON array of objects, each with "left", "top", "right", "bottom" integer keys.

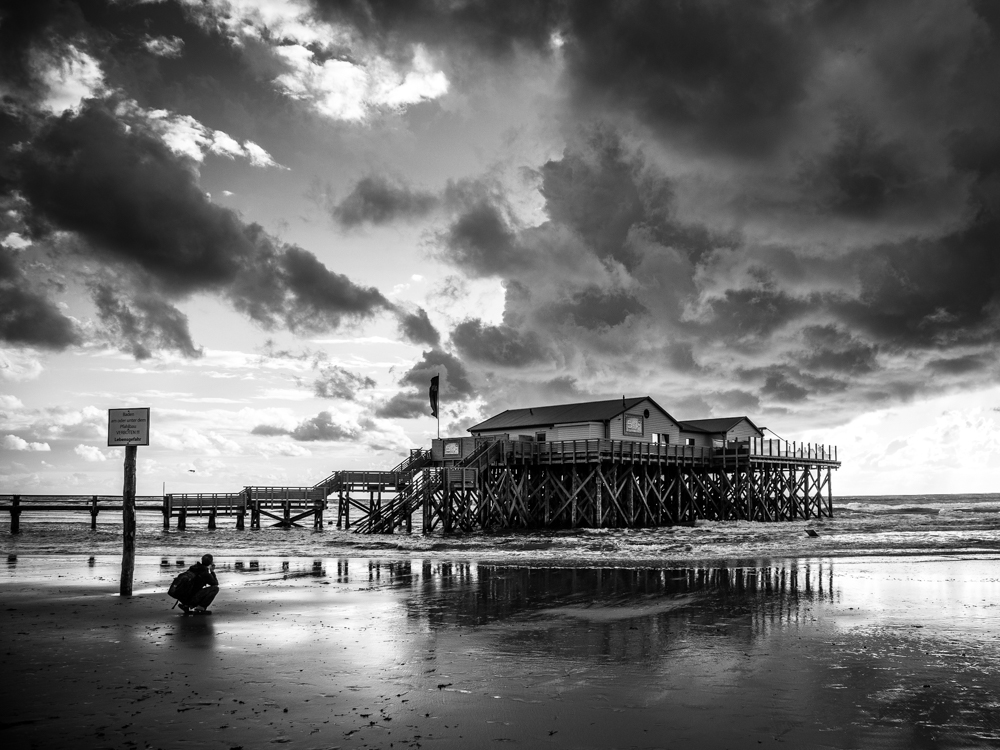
[{"left": 310, "top": 559, "right": 839, "bottom": 661}]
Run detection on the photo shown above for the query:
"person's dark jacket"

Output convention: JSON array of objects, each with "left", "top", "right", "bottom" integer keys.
[{"left": 187, "top": 561, "right": 218, "bottom": 593}]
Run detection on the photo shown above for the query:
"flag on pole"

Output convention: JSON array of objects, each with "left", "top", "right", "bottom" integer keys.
[{"left": 429, "top": 375, "right": 439, "bottom": 418}]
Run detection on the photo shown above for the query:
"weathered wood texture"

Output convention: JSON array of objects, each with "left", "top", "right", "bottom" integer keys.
[{"left": 336, "top": 438, "right": 839, "bottom": 534}]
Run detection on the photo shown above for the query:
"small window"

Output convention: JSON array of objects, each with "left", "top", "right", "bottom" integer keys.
[
  {"left": 661, "top": 433, "right": 670, "bottom": 444},
  {"left": 685, "top": 438, "right": 696, "bottom": 446},
  {"left": 643, "top": 408, "right": 650, "bottom": 418},
  {"left": 535, "top": 432, "right": 546, "bottom": 442}
]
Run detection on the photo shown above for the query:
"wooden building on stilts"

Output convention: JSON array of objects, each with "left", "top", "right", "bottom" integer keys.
[{"left": 321, "top": 397, "right": 840, "bottom": 534}]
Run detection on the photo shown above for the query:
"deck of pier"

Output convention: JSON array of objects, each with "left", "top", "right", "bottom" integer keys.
[{"left": 2, "top": 437, "right": 839, "bottom": 535}]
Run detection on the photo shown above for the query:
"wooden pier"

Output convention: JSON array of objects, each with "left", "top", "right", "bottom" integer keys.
[
  {"left": 332, "top": 437, "right": 839, "bottom": 534},
  {"left": 2, "top": 438, "right": 838, "bottom": 535},
  {"left": 0, "top": 488, "right": 327, "bottom": 534}
]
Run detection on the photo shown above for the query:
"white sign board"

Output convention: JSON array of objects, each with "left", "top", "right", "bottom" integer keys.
[{"left": 108, "top": 408, "right": 151, "bottom": 446}]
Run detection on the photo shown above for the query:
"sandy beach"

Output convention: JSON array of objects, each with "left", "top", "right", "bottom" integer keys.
[{"left": 3, "top": 553, "right": 1000, "bottom": 749}]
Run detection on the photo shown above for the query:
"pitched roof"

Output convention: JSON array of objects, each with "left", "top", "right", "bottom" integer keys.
[
  {"left": 679, "top": 416, "right": 762, "bottom": 435},
  {"left": 469, "top": 397, "right": 674, "bottom": 433}
]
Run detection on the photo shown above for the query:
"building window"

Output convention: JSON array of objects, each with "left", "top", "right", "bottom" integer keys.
[
  {"left": 661, "top": 433, "right": 670, "bottom": 443},
  {"left": 685, "top": 438, "right": 696, "bottom": 446},
  {"left": 535, "top": 432, "right": 546, "bottom": 442}
]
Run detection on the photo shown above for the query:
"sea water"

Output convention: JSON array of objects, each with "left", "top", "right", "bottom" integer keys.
[{"left": 2, "top": 493, "right": 999, "bottom": 564}]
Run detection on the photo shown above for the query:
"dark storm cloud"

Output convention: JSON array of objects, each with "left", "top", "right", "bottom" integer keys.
[
  {"left": 323, "top": 1, "right": 815, "bottom": 156},
  {"left": 761, "top": 371, "right": 809, "bottom": 403},
  {"left": 0, "top": 278, "right": 80, "bottom": 350},
  {"left": 397, "top": 307, "right": 441, "bottom": 346},
  {"left": 252, "top": 412, "right": 361, "bottom": 441},
  {"left": 276, "top": 246, "right": 391, "bottom": 329},
  {"left": 706, "top": 287, "right": 812, "bottom": 342},
  {"left": 250, "top": 424, "right": 289, "bottom": 437},
  {"left": 331, "top": 175, "right": 438, "bottom": 227},
  {"left": 0, "top": 0, "right": 86, "bottom": 96},
  {"left": 537, "top": 128, "right": 691, "bottom": 267},
  {"left": 799, "top": 113, "right": 920, "bottom": 219},
  {"left": 0, "top": 241, "right": 78, "bottom": 349},
  {"left": 835, "top": 216, "right": 1000, "bottom": 349},
  {"left": 312, "top": 364, "right": 376, "bottom": 400},
  {"left": 289, "top": 411, "right": 359, "bottom": 441},
  {"left": 451, "top": 319, "right": 548, "bottom": 366},
  {"left": 926, "top": 354, "right": 991, "bottom": 376},
  {"left": 441, "top": 199, "right": 522, "bottom": 277},
  {"left": 707, "top": 389, "right": 761, "bottom": 414},
  {"left": 545, "top": 287, "right": 646, "bottom": 330},
  {"left": 312, "top": 0, "right": 563, "bottom": 59},
  {"left": 4, "top": 101, "right": 393, "bottom": 353},
  {"left": 797, "top": 326, "right": 878, "bottom": 376},
  {"left": 561, "top": 2, "right": 812, "bottom": 155},
  {"left": 376, "top": 348, "right": 474, "bottom": 419},
  {"left": 91, "top": 283, "right": 201, "bottom": 360}
]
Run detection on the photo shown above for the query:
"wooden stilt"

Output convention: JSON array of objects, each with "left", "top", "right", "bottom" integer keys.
[{"left": 10, "top": 494, "right": 20, "bottom": 535}]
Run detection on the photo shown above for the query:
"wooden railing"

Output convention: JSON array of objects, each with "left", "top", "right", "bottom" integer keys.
[
  {"left": 509, "top": 438, "right": 713, "bottom": 464},
  {"left": 746, "top": 438, "right": 838, "bottom": 463},
  {"left": 243, "top": 486, "right": 326, "bottom": 503},
  {"left": 168, "top": 492, "right": 244, "bottom": 510}
]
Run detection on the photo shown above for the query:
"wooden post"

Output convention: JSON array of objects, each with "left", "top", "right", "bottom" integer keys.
[
  {"left": 162, "top": 494, "right": 171, "bottom": 530},
  {"left": 208, "top": 507, "right": 217, "bottom": 530},
  {"left": 10, "top": 495, "right": 20, "bottom": 535},
  {"left": 90, "top": 495, "right": 99, "bottom": 530},
  {"left": 178, "top": 507, "right": 187, "bottom": 530},
  {"left": 283, "top": 500, "right": 291, "bottom": 527},
  {"left": 120, "top": 444, "right": 137, "bottom": 597},
  {"left": 236, "top": 502, "right": 245, "bottom": 530},
  {"left": 314, "top": 499, "right": 323, "bottom": 529}
]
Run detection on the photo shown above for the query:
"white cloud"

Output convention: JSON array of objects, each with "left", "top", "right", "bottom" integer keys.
[
  {"left": 180, "top": 0, "right": 448, "bottom": 120},
  {"left": 275, "top": 43, "right": 448, "bottom": 121},
  {"left": 0, "top": 349, "right": 44, "bottom": 382},
  {"left": 127, "top": 105, "right": 282, "bottom": 168},
  {"left": 143, "top": 35, "right": 185, "bottom": 57},
  {"left": 156, "top": 428, "right": 243, "bottom": 456},
  {"left": 183, "top": 0, "right": 349, "bottom": 48},
  {"left": 797, "top": 385, "right": 1000, "bottom": 495},
  {"left": 0, "top": 395, "right": 24, "bottom": 410},
  {"left": 75, "top": 444, "right": 109, "bottom": 462},
  {"left": 3, "top": 435, "right": 51, "bottom": 451},
  {"left": 251, "top": 439, "right": 312, "bottom": 458},
  {"left": 242, "top": 140, "right": 278, "bottom": 168},
  {"left": 38, "top": 45, "right": 104, "bottom": 113},
  {"left": 1, "top": 232, "right": 30, "bottom": 249}
]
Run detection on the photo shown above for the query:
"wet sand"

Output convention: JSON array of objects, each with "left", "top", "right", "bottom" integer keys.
[{"left": 3, "top": 555, "right": 1000, "bottom": 749}]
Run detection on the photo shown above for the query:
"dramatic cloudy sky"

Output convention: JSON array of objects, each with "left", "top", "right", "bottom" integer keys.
[{"left": 3, "top": 0, "right": 1000, "bottom": 497}]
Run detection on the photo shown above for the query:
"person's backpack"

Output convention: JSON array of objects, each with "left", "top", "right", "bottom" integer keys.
[{"left": 168, "top": 570, "right": 198, "bottom": 602}]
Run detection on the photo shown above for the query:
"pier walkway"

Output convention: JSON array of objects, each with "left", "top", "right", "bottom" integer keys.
[{"left": 2, "top": 437, "right": 839, "bottom": 535}]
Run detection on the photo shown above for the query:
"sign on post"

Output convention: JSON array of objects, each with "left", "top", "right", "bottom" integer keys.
[
  {"left": 108, "top": 408, "right": 150, "bottom": 446},
  {"left": 108, "top": 407, "right": 150, "bottom": 597}
]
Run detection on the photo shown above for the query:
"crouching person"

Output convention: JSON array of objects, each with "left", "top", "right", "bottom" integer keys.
[{"left": 180, "top": 553, "right": 219, "bottom": 614}]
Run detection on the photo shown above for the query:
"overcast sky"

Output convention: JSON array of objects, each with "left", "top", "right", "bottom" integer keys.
[{"left": 3, "top": 0, "right": 1000, "bottom": 497}]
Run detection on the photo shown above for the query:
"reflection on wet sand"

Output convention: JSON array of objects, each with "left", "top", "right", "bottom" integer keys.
[{"left": 4, "top": 554, "right": 1000, "bottom": 749}]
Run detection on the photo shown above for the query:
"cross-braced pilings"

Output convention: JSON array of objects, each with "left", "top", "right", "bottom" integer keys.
[{"left": 336, "top": 438, "right": 839, "bottom": 534}]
